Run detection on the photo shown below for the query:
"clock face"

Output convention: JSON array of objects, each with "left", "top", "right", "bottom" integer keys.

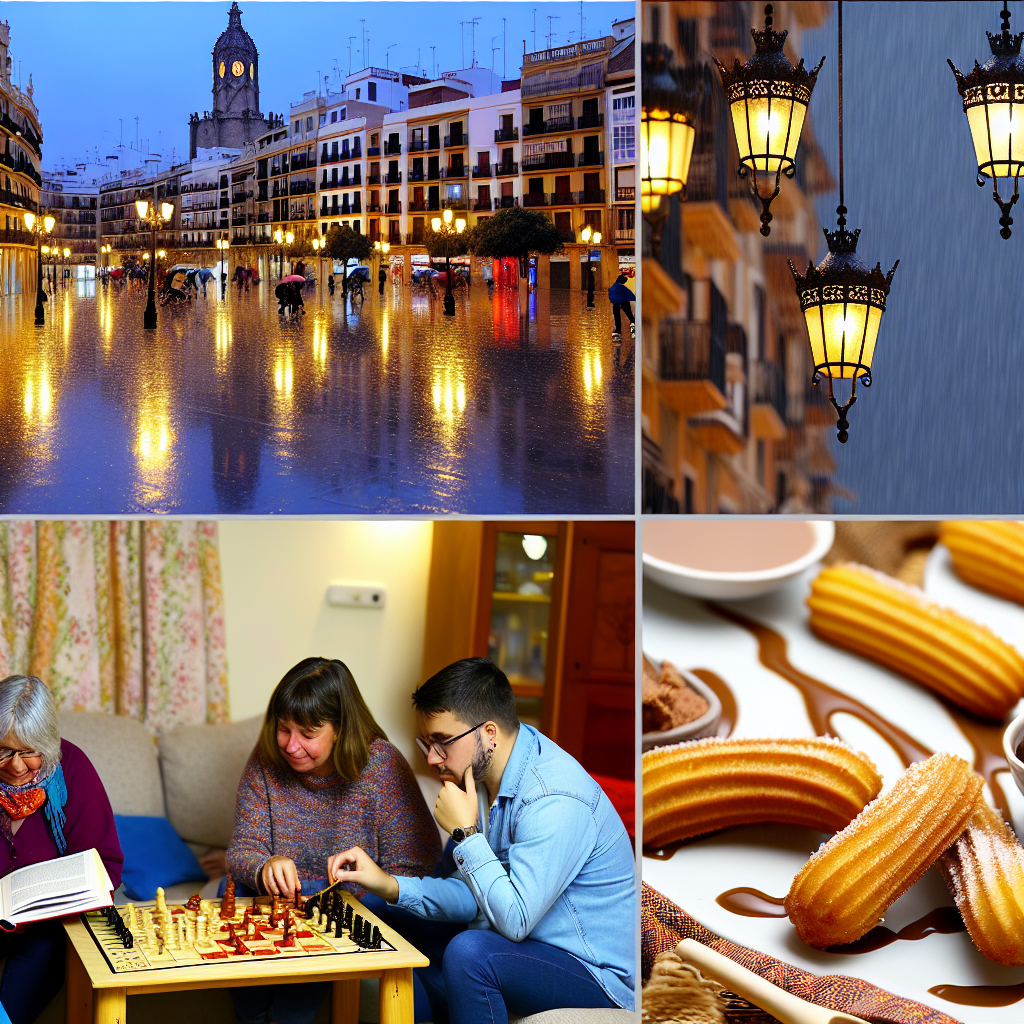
[
  {"left": 219, "top": 61, "right": 225, "bottom": 78},
  {"left": 232, "top": 60, "right": 244, "bottom": 78}
]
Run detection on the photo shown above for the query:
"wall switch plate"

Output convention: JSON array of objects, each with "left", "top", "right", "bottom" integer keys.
[{"left": 326, "top": 583, "right": 388, "bottom": 609}]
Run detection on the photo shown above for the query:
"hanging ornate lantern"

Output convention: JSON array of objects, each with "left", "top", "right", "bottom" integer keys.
[
  {"left": 948, "top": 2, "right": 1024, "bottom": 239},
  {"left": 789, "top": 0, "right": 898, "bottom": 445},
  {"left": 714, "top": 4, "right": 825, "bottom": 236},
  {"left": 641, "top": 43, "right": 697, "bottom": 214}
]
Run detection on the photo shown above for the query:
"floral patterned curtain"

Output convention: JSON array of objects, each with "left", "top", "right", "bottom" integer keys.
[{"left": 0, "top": 521, "right": 228, "bottom": 733}]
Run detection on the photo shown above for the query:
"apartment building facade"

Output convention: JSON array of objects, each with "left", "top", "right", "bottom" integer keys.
[
  {"left": 641, "top": 0, "right": 836, "bottom": 513},
  {"left": 0, "top": 18, "right": 43, "bottom": 295}
]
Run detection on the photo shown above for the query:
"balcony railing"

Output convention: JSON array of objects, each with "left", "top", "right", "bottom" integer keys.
[
  {"left": 523, "top": 193, "right": 547, "bottom": 208},
  {"left": 0, "top": 228, "right": 34, "bottom": 246},
  {"left": 367, "top": 173, "right": 382, "bottom": 185},
  {"left": 444, "top": 134, "right": 467, "bottom": 147},
  {"left": 613, "top": 226, "right": 634, "bottom": 242},
  {"left": 495, "top": 162, "right": 518, "bottom": 177},
  {"left": 408, "top": 139, "right": 426, "bottom": 152},
  {"left": 231, "top": 192, "right": 247, "bottom": 204},
  {"left": 385, "top": 142, "right": 402, "bottom": 155},
  {"left": 367, "top": 146, "right": 381, "bottom": 157},
  {"left": 425, "top": 169, "right": 440, "bottom": 181},
  {"left": 494, "top": 196, "right": 519, "bottom": 209},
  {"left": 385, "top": 171, "right": 402, "bottom": 184},
  {"left": 0, "top": 187, "right": 39, "bottom": 213},
  {"left": 659, "top": 320, "right": 726, "bottom": 394},
  {"left": 523, "top": 121, "right": 548, "bottom": 137},
  {"left": 522, "top": 152, "right": 574, "bottom": 170},
  {"left": 231, "top": 216, "right": 247, "bottom": 226},
  {"left": 408, "top": 170, "right": 425, "bottom": 182},
  {"left": 409, "top": 200, "right": 427, "bottom": 212},
  {"left": 578, "top": 151, "right": 604, "bottom": 166},
  {"left": 472, "top": 165, "right": 492, "bottom": 178},
  {"left": 441, "top": 196, "right": 469, "bottom": 211},
  {"left": 549, "top": 192, "right": 574, "bottom": 206},
  {"left": 367, "top": 202, "right": 382, "bottom": 212},
  {"left": 443, "top": 166, "right": 467, "bottom": 179},
  {"left": 385, "top": 202, "right": 402, "bottom": 214},
  {"left": 473, "top": 197, "right": 492, "bottom": 211},
  {"left": 615, "top": 186, "right": 635, "bottom": 202},
  {"left": 494, "top": 127, "right": 519, "bottom": 143},
  {"left": 577, "top": 113, "right": 604, "bottom": 130},
  {"left": 751, "top": 359, "right": 786, "bottom": 423}
]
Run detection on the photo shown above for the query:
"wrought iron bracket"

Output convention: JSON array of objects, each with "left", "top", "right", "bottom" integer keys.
[
  {"left": 738, "top": 165, "right": 783, "bottom": 236},
  {"left": 814, "top": 370, "right": 870, "bottom": 444},
  {"left": 990, "top": 175, "right": 1021, "bottom": 240}
]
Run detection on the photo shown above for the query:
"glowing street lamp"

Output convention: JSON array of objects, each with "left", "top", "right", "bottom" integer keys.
[
  {"left": 949, "top": 2, "right": 1024, "bottom": 238},
  {"left": 581, "top": 225, "right": 602, "bottom": 308},
  {"left": 714, "top": 4, "right": 825, "bottom": 236},
  {"left": 431, "top": 207, "right": 466, "bottom": 316},
  {"left": 641, "top": 44, "right": 697, "bottom": 215},
  {"left": 24, "top": 211, "right": 56, "bottom": 326},
  {"left": 135, "top": 198, "right": 175, "bottom": 329},
  {"left": 788, "top": 0, "right": 898, "bottom": 445}
]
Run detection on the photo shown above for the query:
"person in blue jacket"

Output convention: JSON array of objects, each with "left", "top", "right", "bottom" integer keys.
[
  {"left": 608, "top": 274, "right": 636, "bottom": 339},
  {"left": 329, "top": 658, "right": 635, "bottom": 1024}
]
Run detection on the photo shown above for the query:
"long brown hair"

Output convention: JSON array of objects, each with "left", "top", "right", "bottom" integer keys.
[{"left": 258, "top": 658, "right": 387, "bottom": 782}]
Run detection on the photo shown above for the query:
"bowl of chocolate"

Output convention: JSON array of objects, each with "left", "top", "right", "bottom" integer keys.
[
  {"left": 642, "top": 656, "right": 722, "bottom": 750},
  {"left": 643, "top": 520, "right": 835, "bottom": 600},
  {"left": 1002, "top": 711, "right": 1024, "bottom": 798}
]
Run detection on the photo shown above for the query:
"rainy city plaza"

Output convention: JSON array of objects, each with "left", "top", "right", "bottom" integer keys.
[{"left": 0, "top": 279, "right": 632, "bottom": 514}]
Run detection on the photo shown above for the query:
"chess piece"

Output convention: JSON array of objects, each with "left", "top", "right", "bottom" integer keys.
[
  {"left": 185, "top": 915, "right": 197, "bottom": 946},
  {"left": 154, "top": 887, "right": 168, "bottom": 920},
  {"left": 353, "top": 914, "right": 363, "bottom": 945},
  {"left": 334, "top": 912, "right": 344, "bottom": 939},
  {"left": 196, "top": 914, "right": 207, "bottom": 942},
  {"left": 221, "top": 875, "right": 236, "bottom": 919},
  {"left": 372, "top": 925, "right": 381, "bottom": 949},
  {"left": 126, "top": 903, "right": 139, "bottom": 933},
  {"left": 185, "top": 894, "right": 202, "bottom": 912}
]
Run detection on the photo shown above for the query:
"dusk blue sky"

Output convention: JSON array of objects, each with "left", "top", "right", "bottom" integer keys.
[{"left": 6, "top": 1, "right": 632, "bottom": 170}]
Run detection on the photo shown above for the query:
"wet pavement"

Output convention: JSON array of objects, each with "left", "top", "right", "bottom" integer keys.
[{"left": 0, "top": 278, "right": 633, "bottom": 514}]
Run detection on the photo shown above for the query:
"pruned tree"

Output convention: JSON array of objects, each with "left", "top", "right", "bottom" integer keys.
[
  {"left": 468, "top": 207, "right": 565, "bottom": 278},
  {"left": 323, "top": 225, "right": 373, "bottom": 288}
]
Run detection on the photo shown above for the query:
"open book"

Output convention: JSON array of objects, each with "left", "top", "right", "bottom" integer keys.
[{"left": 0, "top": 848, "right": 113, "bottom": 930}]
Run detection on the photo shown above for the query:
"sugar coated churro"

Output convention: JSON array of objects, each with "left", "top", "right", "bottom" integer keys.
[
  {"left": 940, "top": 521, "right": 1024, "bottom": 607},
  {"left": 807, "top": 563, "right": 1024, "bottom": 719},
  {"left": 642, "top": 736, "right": 882, "bottom": 851},
  {"left": 785, "top": 752, "right": 983, "bottom": 949}
]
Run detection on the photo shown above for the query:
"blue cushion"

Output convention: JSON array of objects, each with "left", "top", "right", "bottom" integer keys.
[{"left": 114, "top": 815, "right": 206, "bottom": 901}]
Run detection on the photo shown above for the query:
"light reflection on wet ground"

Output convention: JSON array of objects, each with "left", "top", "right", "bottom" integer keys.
[{"left": 0, "top": 280, "right": 633, "bottom": 514}]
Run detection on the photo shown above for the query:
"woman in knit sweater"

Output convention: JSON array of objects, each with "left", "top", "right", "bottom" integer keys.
[{"left": 227, "top": 657, "right": 440, "bottom": 1024}]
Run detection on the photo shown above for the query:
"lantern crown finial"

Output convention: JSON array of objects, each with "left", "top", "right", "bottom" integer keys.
[
  {"left": 752, "top": 4, "right": 788, "bottom": 56},
  {"left": 823, "top": 224, "right": 861, "bottom": 255},
  {"left": 988, "top": 2, "right": 1023, "bottom": 55}
]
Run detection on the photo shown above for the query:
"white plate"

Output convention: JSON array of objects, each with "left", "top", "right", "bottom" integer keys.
[{"left": 642, "top": 542, "right": 1024, "bottom": 1024}]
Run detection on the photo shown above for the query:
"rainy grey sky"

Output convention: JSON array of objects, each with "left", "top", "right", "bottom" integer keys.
[
  {"left": 802, "top": 1, "right": 1024, "bottom": 514},
  {"left": 6, "top": 1, "right": 632, "bottom": 170}
]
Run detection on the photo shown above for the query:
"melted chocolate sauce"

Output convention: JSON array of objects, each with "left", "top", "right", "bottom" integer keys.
[
  {"left": 689, "top": 668, "right": 737, "bottom": 738},
  {"left": 928, "top": 982, "right": 1024, "bottom": 1008},
  {"left": 715, "top": 888, "right": 787, "bottom": 918}
]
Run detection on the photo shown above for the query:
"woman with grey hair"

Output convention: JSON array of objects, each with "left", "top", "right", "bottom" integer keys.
[{"left": 0, "top": 675, "right": 122, "bottom": 1024}]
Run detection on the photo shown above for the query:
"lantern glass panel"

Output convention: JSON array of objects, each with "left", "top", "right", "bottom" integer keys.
[
  {"left": 732, "top": 96, "right": 806, "bottom": 173},
  {"left": 807, "top": 301, "right": 882, "bottom": 378},
  {"left": 640, "top": 110, "right": 694, "bottom": 212},
  {"left": 967, "top": 99, "right": 1024, "bottom": 177}
]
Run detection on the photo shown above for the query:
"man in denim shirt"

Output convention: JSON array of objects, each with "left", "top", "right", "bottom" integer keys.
[{"left": 332, "top": 658, "right": 635, "bottom": 1024}]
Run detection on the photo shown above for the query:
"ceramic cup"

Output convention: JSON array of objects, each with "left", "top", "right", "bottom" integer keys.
[
  {"left": 642, "top": 666, "right": 723, "bottom": 751},
  {"left": 1003, "top": 710, "right": 1024, "bottom": 798}
]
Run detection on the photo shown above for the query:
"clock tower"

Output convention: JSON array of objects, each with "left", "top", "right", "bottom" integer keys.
[{"left": 189, "top": 2, "right": 272, "bottom": 158}]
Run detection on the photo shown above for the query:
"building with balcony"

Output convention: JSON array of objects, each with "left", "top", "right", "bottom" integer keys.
[
  {"left": 40, "top": 171, "right": 99, "bottom": 262},
  {"left": 0, "top": 18, "right": 43, "bottom": 295},
  {"left": 641, "top": 1, "right": 835, "bottom": 513}
]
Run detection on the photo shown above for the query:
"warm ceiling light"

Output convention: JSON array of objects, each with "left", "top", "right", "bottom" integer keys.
[
  {"left": 715, "top": 4, "right": 824, "bottom": 236},
  {"left": 522, "top": 535, "right": 548, "bottom": 561},
  {"left": 949, "top": 1, "right": 1024, "bottom": 238}
]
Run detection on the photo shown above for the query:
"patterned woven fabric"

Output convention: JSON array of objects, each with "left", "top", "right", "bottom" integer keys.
[{"left": 642, "top": 883, "right": 963, "bottom": 1024}]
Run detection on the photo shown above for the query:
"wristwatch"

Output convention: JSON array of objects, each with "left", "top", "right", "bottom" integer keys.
[{"left": 451, "top": 825, "right": 481, "bottom": 844}]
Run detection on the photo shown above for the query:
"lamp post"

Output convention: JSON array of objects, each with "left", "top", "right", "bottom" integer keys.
[
  {"left": 311, "top": 236, "right": 323, "bottom": 296},
  {"left": 62, "top": 247, "right": 70, "bottom": 288},
  {"left": 788, "top": 0, "right": 897, "bottom": 444},
  {"left": 216, "top": 236, "right": 230, "bottom": 296},
  {"left": 430, "top": 208, "right": 465, "bottom": 316},
  {"left": 581, "top": 225, "right": 601, "bottom": 307},
  {"left": 714, "top": 4, "right": 825, "bottom": 236},
  {"left": 274, "top": 229, "right": 294, "bottom": 279},
  {"left": 135, "top": 197, "right": 174, "bottom": 330},
  {"left": 24, "top": 212, "right": 55, "bottom": 326},
  {"left": 949, "top": 2, "right": 1024, "bottom": 239},
  {"left": 374, "top": 239, "right": 391, "bottom": 295}
]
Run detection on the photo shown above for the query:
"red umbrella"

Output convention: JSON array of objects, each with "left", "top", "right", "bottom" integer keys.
[{"left": 282, "top": 274, "right": 306, "bottom": 283}]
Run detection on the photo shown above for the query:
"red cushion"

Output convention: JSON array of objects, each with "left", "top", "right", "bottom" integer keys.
[{"left": 590, "top": 774, "right": 634, "bottom": 842}]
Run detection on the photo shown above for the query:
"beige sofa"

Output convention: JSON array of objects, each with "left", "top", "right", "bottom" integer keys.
[{"left": 46, "top": 712, "right": 635, "bottom": 1024}]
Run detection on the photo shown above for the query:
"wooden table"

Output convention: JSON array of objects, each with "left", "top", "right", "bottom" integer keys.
[{"left": 62, "top": 894, "right": 428, "bottom": 1024}]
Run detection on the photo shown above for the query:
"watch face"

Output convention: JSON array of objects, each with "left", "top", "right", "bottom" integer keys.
[
  {"left": 232, "top": 60, "right": 244, "bottom": 78},
  {"left": 219, "top": 61, "right": 225, "bottom": 78}
]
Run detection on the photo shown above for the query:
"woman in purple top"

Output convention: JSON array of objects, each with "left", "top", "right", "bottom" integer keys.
[
  {"left": 0, "top": 675, "right": 122, "bottom": 1024},
  {"left": 227, "top": 657, "right": 440, "bottom": 1024}
]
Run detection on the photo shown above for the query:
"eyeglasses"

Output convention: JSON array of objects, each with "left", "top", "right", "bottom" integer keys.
[
  {"left": 415, "top": 723, "right": 486, "bottom": 762},
  {"left": 0, "top": 749, "right": 42, "bottom": 767}
]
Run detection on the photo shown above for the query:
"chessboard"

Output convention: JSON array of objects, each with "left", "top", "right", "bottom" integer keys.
[{"left": 83, "top": 881, "right": 393, "bottom": 975}]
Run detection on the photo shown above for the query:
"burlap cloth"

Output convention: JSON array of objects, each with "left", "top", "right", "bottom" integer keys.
[
  {"left": 643, "top": 521, "right": 962, "bottom": 1024},
  {"left": 641, "top": 883, "right": 963, "bottom": 1024}
]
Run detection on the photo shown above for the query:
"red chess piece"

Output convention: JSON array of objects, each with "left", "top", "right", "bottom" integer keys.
[{"left": 221, "top": 875, "right": 236, "bottom": 920}]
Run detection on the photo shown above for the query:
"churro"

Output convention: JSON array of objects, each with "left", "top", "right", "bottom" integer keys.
[
  {"left": 642, "top": 737, "right": 882, "bottom": 850},
  {"left": 808, "top": 563, "right": 1024, "bottom": 719},
  {"left": 785, "top": 753, "right": 982, "bottom": 949},
  {"left": 939, "top": 800, "right": 1024, "bottom": 966},
  {"left": 940, "top": 521, "right": 1024, "bottom": 607}
]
